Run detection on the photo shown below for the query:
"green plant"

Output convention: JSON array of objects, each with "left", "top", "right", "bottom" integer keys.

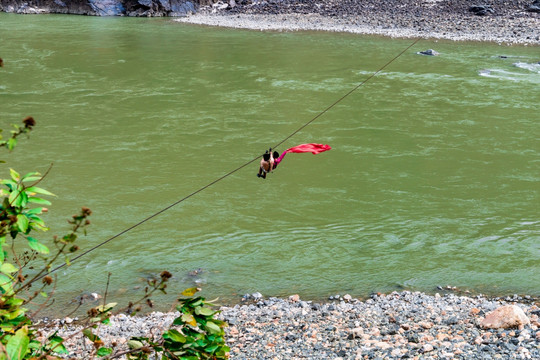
[
  {"left": 121, "top": 287, "right": 229, "bottom": 360},
  {"left": 0, "top": 118, "right": 229, "bottom": 359},
  {"left": 0, "top": 116, "right": 80, "bottom": 359},
  {"left": 1, "top": 59, "right": 229, "bottom": 357}
]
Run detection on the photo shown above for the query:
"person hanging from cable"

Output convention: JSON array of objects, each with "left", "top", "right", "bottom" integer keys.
[
  {"left": 272, "top": 150, "right": 287, "bottom": 170},
  {"left": 257, "top": 148, "right": 274, "bottom": 179},
  {"left": 258, "top": 144, "right": 331, "bottom": 178}
]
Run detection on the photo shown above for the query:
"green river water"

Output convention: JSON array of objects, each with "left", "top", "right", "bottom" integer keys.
[{"left": 1, "top": 13, "right": 539, "bottom": 315}]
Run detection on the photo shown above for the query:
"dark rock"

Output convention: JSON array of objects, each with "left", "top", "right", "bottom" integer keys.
[
  {"left": 469, "top": 5, "right": 494, "bottom": 16},
  {"left": 381, "top": 325, "right": 399, "bottom": 336},
  {"left": 527, "top": 0, "right": 540, "bottom": 13},
  {"left": 406, "top": 333, "right": 420, "bottom": 343},
  {"left": 443, "top": 316, "right": 459, "bottom": 325},
  {"left": 505, "top": 343, "right": 518, "bottom": 351},
  {"left": 417, "top": 49, "right": 440, "bottom": 56},
  {"left": 285, "top": 333, "right": 297, "bottom": 341}
]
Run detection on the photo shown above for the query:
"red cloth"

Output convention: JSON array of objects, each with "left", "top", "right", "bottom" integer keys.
[{"left": 285, "top": 143, "right": 332, "bottom": 155}]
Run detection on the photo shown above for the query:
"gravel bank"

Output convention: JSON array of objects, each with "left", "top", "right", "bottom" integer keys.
[
  {"left": 175, "top": 0, "right": 540, "bottom": 45},
  {"left": 41, "top": 291, "right": 540, "bottom": 359}
]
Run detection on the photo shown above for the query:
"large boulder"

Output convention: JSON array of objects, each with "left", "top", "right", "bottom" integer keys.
[
  {"left": 125, "top": 0, "right": 197, "bottom": 16},
  {"left": 88, "top": 0, "right": 125, "bottom": 16},
  {"left": 481, "top": 305, "right": 530, "bottom": 329},
  {"left": 169, "top": 0, "right": 198, "bottom": 16}
]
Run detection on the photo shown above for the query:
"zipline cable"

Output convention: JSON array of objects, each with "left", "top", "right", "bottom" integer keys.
[{"left": 42, "top": 37, "right": 420, "bottom": 279}]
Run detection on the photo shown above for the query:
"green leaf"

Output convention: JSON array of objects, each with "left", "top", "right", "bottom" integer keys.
[
  {"left": 27, "top": 197, "right": 51, "bottom": 205},
  {"left": 204, "top": 297, "right": 221, "bottom": 306},
  {"left": 0, "top": 179, "right": 16, "bottom": 185},
  {"left": 16, "top": 214, "right": 29, "bottom": 233},
  {"left": 9, "top": 169, "right": 20, "bottom": 181},
  {"left": 6, "top": 326, "right": 29, "bottom": 360},
  {"left": 97, "top": 347, "right": 113, "bottom": 357},
  {"left": 96, "top": 302, "right": 117, "bottom": 312},
  {"left": 17, "top": 190, "right": 28, "bottom": 208},
  {"left": 7, "top": 138, "right": 17, "bottom": 151},
  {"left": 205, "top": 321, "right": 222, "bottom": 335},
  {"left": 189, "top": 299, "right": 203, "bottom": 307},
  {"left": 181, "top": 313, "right": 197, "bottom": 327},
  {"left": 195, "top": 306, "right": 215, "bottom": 317},
  {"left": 48, "top": 335, "right": 68, "bottom": 354},
  {"left": 0, "top": 262, "right": 18, "bottom": 274},
  {"left": 25, "top": 186, "right": 55, "bottom": 196},
  {"left": 25, "top": 207, "right": 44, "bottom": 215},
  {"left": 205, "top": 344, "right": 219, "bottom": 353},
  {"left": 27, "top": 215, "right": 46, "bottom": 227},
  {"left": 182, "top": 287, "right": 199, "bottom": 297},
  {"left": 82, "top": 328, "right": 99, "bottom": 342},
  {"left": 0, "top": 274, "right": 14, "bottom": 294},
  {"left": 127, "top": 340, "right": 144, "bottom": 349},
  {"left": 165, "top": 329, "right": 186, "bottom": 343},
  {"left": 8, "top": 297, "right": 24, "bottom": 307},
  {"left": 21, "top": 172, "right": 41, "bottom": 181},
  {"left": 21, "top": 176, "right": 41, "bottom": 183},
  {"left": 27, "top": 237, "right": 50, "bottom": 254},
  {"left": 28, "top": 339, "right": 41, "bottom": 351},
  {"left": 8, "top": 189, "right": 20, "bottom": 206},
  {"left": 216, "top": 346, "right": 231, "bottom": 356}
]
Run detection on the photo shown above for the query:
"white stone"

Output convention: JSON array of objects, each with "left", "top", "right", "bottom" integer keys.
[{"left": 481, "top": 305, "right": 530, "bottom": 329}]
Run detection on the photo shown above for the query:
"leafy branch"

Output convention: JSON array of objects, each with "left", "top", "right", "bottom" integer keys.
[{"left": 0, "top": 110, "right": 230, "bottom": 359}]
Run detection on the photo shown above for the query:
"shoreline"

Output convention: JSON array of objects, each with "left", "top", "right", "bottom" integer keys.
[
  {"left": 175, "top": 1, "right": 540, "bottom": 45},
  {"left": 41, "top": 291, "right": 540, "bottom": 359}
]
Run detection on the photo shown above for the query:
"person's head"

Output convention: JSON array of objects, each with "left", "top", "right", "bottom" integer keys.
[
  {"left": 263, "top": 153, "right": 270, "bottom": 161},
  {"left": 273, "top": 151, "right": 279, "bottom": 159}
]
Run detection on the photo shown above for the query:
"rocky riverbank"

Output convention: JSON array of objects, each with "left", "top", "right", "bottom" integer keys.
[
  {"left": 176, "top": 0, "right": 540, "bottom": 45},
  {"left": 41, "top": 291, "right": 540, "bottom": 359},
  {"left": 2, "top": 1, "right": 539, "bottom": 44}
]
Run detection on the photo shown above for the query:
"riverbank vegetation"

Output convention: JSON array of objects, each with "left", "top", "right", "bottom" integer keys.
[{"left": 0, "top": 62, "right": 228, "bottom": 359}]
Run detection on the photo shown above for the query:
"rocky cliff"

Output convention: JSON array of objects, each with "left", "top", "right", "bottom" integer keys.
[{"left": 0, "top": 0, "right": 202, "bottom": 16}]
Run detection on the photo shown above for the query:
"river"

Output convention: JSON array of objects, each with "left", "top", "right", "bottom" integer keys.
[{"left": 0, "top": 13, "right": 538, "bottom": 315}]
